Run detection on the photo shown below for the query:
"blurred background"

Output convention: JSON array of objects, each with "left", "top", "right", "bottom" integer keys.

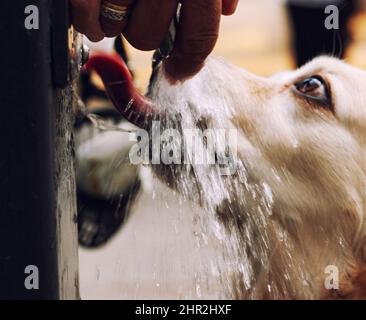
[
  {"left": 126, "top": 0, "right": 366, "bottom": 88},
  {"left": 78, "top": 0, "right": 366, "bottom": 299}
]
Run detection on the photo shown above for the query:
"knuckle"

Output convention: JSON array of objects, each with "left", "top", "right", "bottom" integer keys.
[
  {"left": 101, "top": 21, "right": 124, "bottom": 37},
  {"left": 104, "top": 31, "right": 121, "bottom": 38},
  {"left": 86, "top": 34, "right": 104, "bottom": 42},
  {"left": 125, "top": 34, "right": 161, "bottom": 51}
]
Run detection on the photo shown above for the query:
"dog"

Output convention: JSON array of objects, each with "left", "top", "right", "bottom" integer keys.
[{"left": 85, "top": 54, "right": 366, "bottom": 299}]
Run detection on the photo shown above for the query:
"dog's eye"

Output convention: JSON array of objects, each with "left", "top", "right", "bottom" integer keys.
[{"left": 294, "top": 76, "right": 330, "bottom": 103}]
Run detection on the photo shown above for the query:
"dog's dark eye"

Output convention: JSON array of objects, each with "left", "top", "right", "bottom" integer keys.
[{"left": 294, "top": 76, "right": 330, "bottom": 104}]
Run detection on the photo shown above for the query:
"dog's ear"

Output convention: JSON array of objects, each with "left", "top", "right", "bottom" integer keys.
[
  {"left": 331, "top": 264, "right": 366, "bottom": 299},
  {"left": 362, "top": 240, "right": 366, "bottom": 262},
  {"left": 323, "top": 237, "right": 366, "bottom": 300}
]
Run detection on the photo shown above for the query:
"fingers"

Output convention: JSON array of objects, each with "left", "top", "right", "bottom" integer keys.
[
  {"left": 71, "top": 0, "right": 234, "bottom": 81},
  {"left": 163, "top": 0, "right": 222, "bottom": 81},
  {"left": 70, "top": 0, "right": 105, "bottom": 42},
  {"left": 123, "top": 0, "right": 179, "bottom": 51},
  {"left": 222, "top": 0, "right": 239, "bottom": 16},
  {"left": 100, "top": 0, "right": 135, "bottom": 37}
]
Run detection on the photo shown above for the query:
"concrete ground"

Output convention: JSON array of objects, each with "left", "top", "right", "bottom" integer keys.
[{"left": 79, "top": 0, "right": 366, "bottom": 299}]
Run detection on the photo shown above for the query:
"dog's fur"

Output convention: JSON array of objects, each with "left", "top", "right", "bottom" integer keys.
[
  {"left": 145, "top": 56, "right": 366, "bottom": 299},
  {"left": 83, "top": 55, "right": 366, "bottom": 299}
]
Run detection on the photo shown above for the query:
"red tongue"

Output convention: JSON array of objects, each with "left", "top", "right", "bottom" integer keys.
[{"left": 85, "top": 52, "right": 155, "bottom": 128}]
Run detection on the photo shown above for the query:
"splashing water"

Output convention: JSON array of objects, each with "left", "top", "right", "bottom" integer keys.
[
  {"left": 142, "top": 57, "right": 283, "bottom": 299},
  {"left": 83, "top": 56, "right": 319, "bottom": 299}
]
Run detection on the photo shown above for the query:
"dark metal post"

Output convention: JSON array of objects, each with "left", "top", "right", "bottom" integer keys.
[{"left": 0, "top": 0, "right": 79, "bottom": 299}]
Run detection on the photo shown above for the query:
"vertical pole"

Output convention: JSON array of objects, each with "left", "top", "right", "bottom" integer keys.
[{"left": 0, "top": 0, "right": 79, "bottom": 299}]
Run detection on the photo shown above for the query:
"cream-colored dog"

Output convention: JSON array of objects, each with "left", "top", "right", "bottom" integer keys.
[{"left": 85, "top": 54, "right": 366, "bottom": 299}]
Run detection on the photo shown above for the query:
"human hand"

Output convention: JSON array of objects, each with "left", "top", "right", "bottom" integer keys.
[{"left": 70, "top": 0, "right": 239, "bottom": 81}]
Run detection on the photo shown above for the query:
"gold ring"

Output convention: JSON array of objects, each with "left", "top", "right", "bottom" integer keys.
[{"left": 101, "top": 1, "right": 130, "bottom": 22}]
